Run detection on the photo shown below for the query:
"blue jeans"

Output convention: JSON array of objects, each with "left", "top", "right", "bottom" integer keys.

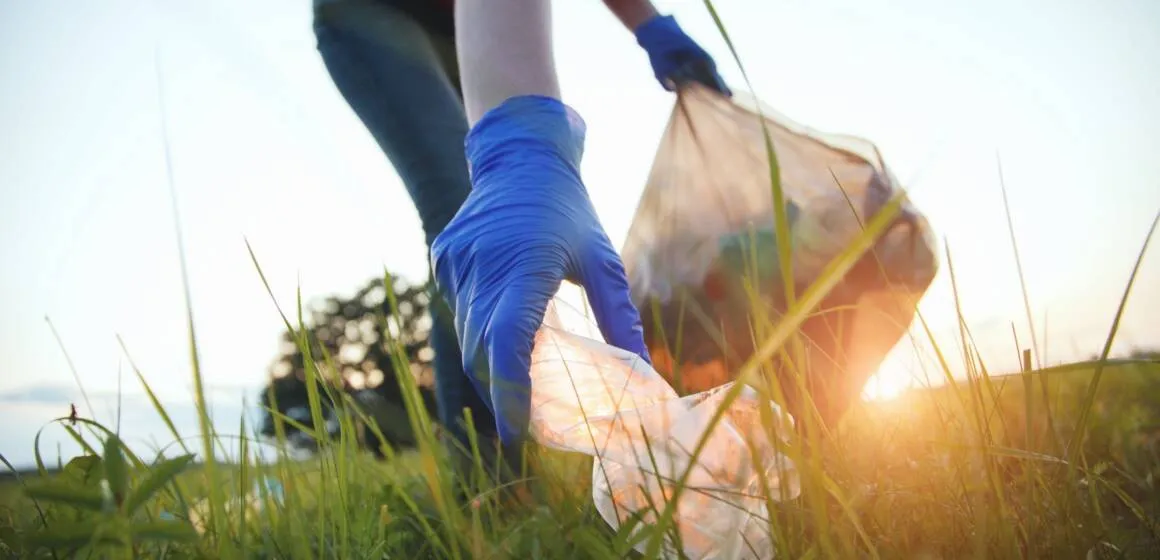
[{"left": 313, "top": 1, "right": 498, "bottom": 467}]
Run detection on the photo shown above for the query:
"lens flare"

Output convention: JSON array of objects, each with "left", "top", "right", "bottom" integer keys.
[{"left": 863, "top": 359, "right": 914, "bottom": 401}]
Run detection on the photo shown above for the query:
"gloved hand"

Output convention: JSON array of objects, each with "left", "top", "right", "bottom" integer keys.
[
  {"left": 634, "top": 14, "right": 731, "bottom": 96},
  {"left": 431, "top": 95, "right": 652, "bottom": 446}
]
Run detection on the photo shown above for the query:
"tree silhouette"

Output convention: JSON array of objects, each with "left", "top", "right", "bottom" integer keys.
[{"left": 257, "top": 274, "right": 440, "bottom": 457}]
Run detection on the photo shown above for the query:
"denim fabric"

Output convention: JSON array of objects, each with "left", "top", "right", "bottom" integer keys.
[
  {"left": 312, "top": 1, "right": 497, "bottom": 470},
  {"left": 314, "top": 0, "right": 455, "bottom": 39}
]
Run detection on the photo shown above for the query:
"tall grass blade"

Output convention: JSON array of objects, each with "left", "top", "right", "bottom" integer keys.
[
  {"left": 152, "top": 40, "right": 227, "bottom": 551},
  {"left": 118, "top": 335, "right": 193, "bottom": 456},
  {"left": 1066, "top": 210, "right": 1158, "bottom": 460},
  {"left": 245, "top": 246, "right": 316, "bottom": 556},
  {"left": 996, "top": 154, "right": 1041, "bottom": 369},
  {"left": 44, "top": 316, "right": 96, "bottom": 420},
  {"left": 698, "top": 0, "right": 795, "bottom": 308},
  {"left": 995, "top": 156, "right": 1070, "bottom": 462}
]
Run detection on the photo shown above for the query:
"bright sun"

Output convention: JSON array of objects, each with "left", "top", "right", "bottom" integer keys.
[{"left": 862, "top": 360, "right": 914, "bottom": 402}]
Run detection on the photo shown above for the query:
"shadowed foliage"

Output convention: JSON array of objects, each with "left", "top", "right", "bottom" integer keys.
[{"left": 257, "top": 275, "right": 440, "bottom": 456}]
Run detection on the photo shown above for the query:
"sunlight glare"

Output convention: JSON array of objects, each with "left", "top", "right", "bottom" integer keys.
[{"left": 862, "top": 359, "right": 914, "bottom": 401}]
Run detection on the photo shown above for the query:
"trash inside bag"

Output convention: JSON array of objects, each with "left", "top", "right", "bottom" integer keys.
[
  {"left": 529, "top": 293, "right": 801, "bottom": 560},
  {"left": 620, "top": 83, "right": 939, "bottom": 428}
]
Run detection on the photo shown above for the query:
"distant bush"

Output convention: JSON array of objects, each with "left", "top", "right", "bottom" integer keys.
[{"left": 257, "top": 275, "right": 439, "bottom": 457}]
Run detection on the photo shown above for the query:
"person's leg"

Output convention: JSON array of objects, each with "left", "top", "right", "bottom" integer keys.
[
  {"left": 315, "top": 1, "right": 468, "bottom": 246},
  {"left": 312, "top": 1, "right": 494, "bottom": 476}
]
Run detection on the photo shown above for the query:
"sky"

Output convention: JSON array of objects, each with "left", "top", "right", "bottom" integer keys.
[{"left": 1, "top": 0, "right": 1158, "bottom": 470}]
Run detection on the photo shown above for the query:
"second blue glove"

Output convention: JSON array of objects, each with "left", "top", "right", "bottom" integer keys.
[{"left": 635, "top": 14, "right": 731, "bottom": 96}]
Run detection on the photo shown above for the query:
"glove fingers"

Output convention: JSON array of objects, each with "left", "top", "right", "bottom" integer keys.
[
  {"left": 669, "top": 59, "right": 732, "bottom": 97},
  {"left": 430, "top": 241, "right": 491, "bottom": 403},
  {"left": 458, "top": 292, "right": 492, "bottom": 403},
  {"left": 580, "top": 237, "right": 653, "bottom": 365},
  {"left": 485, "top": 269, "right": 566, "bottom": 445}
]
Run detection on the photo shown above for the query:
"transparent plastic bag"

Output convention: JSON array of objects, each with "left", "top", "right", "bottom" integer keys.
[
  {"left": 620, "top": 83, "right": 939, "bottom": 426},
  {"left": 529, "top": 294, "right": 800, "bottom": 560}
]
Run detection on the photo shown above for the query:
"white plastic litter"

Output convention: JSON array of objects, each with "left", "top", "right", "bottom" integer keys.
[{"left": 528, "top": 292, "right": 800, "bottom": 560}]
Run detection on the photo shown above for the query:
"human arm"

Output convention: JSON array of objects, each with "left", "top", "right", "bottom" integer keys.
[
  {"left": 454, "top": 0, "right": 728, "bottom": 126},
  {"left": 602, "top": 0, "right": 660, "bottom": 31},
  {"left": 441, "top": 0, "right": 650, "bottom": 448},
  {"left": 436, "top": 0, "right": 729, "bottom": 448}
]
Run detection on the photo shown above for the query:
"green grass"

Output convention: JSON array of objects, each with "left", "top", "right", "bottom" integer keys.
[{"left": 1, "top": 361, "right": 1158, "bottom": 558}]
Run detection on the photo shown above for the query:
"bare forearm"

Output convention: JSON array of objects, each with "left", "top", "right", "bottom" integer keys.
[
  {"left": 602, "top": 0, "right": 659, "bottom": 32},
  {"left": 455, "top": 0, "right": 561, "bottom": 126},
  {"left": 453, "top": 0, "right": 664, "bottom": 125}
]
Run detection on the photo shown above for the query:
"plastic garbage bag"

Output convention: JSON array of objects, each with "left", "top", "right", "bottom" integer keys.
[
  {"left": 529, "top": 293, "right": 800, "bottom": 560},
  {"left": 620, "top": 83, "right": 939, "bottom": 427}
]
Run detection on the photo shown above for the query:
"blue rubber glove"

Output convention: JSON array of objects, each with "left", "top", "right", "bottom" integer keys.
[
  {"left": 635, "top": 14, "right": 731, "bottom": 96},
  {"left": 430, "top": 96, "right": 652, "bottom": 446}
]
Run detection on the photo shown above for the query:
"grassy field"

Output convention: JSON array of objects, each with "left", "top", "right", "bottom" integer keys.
[{"left": 1, "top": 358, "right": 1158, "bottom": 559}]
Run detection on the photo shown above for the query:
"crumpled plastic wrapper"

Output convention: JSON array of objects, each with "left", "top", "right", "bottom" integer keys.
[{"left": 529, "top": 295, "right": 800, "bottom": 559}]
